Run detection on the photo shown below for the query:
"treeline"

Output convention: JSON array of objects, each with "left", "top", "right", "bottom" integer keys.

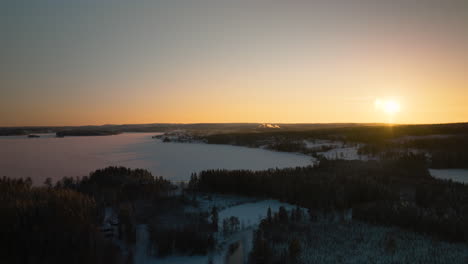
[
  {"left": 198, "top": 123, "right": 468, "bottom": 168},
  {"left": 250, "top": 207, "right": 304, "bottom": 264},
  {"left": 250, "top": 207, "right": 468, "bottom": 264},
  {"left": 0, "top": 167, "right": 175, "bottom": 264},
  {"left": 56, "top": 130, "right": 120, "bottom": 137},
  {"left": 148, "top": 212, "right": 216, "bottom": 257},
  {"left": 199, "top": 123, "right": 468, "bottom": 147},
  {"left": 189, "top": 156, "right": 468, "bottom": 242},
  {"left": 405, "top": 136, "right": 468, "bottom": 168},
  {"left": 0, "top": 177, "right": 122, "bottom": 264},
  {"left": 358, "top": 135, "right": 468, "bottom": 168},
  {"left": 50, "top": 167, "right": 173, "bottom": 205},
  {"left": 189, "top": 156, "right": 427, "bottom": 209}
]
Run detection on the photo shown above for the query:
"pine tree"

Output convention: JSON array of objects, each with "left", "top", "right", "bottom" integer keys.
[
  {"left": 267, "top": 207, "right": 272, "bottom": 223},
  {"left": 288, "top": 238, "right": 301, "bottom": 262},
  {"left": 278, "top": 206, "right": 288, "bottom": 223},
  {"left": 211, "top": 206, "right": 219, "bottom": 232}
]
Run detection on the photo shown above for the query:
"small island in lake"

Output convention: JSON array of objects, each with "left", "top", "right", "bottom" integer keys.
[{"left": 27, "top": 134, "right": 40, "bottom": 138}]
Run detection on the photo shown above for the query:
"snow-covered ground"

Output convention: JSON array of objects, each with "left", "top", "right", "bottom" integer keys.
[
  {"left": 318, "top": 146, "right": 364, "bottom": 160},
  {"left": 430, "top": 169, "right": 468, "bottom": 184},
  {"left": 304, "top": 139, "right": 371, "bottom": 161},
  {"left": 133, "top": 196, "right": 298, "bottom": 264},
  {"left": 218, "top": 199, "right": 296, "bottom": 230},
  {"left": 297, "top": 221, "right": 468, "bottom": 264},
  {"left": 217, "top": 200, "right": 299, "bottom": 264},
  {"left": 100, "top": 207, "right": 129, "bottom": 256},
  {"left": 303, "top": 139, "right": 341, "bottom": 149}
]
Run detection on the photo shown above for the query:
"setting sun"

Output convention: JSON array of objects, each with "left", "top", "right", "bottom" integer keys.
[
  {"left": 384, "top": 100, "right": 400, "bottom": 115},
  {"left": 375, "top": 99, "right": 401, "bottom": 115}
]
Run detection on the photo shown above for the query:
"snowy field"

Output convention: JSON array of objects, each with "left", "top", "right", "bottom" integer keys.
[
  {"left": 430, "top": 169, "right": 468, "bottom": 184},
  {"left": 318, "top": 146, "right": 363, "bottom": 160},
  {"left": 304, "top": 139, "right": 370, "bottom": 161},
  {"left": 304, "top": 139, "right": 341, "bottom": 149}
]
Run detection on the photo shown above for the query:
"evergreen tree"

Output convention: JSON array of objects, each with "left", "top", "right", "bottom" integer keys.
[
  {"left": 289, "top": 238, "right": 301, "bottom": 262},
  {"left": 211, "top": 206, "right": 219, "bottom": 232},
  {"left": 267, "top": 207, "right": 272, "bottom": 223}
]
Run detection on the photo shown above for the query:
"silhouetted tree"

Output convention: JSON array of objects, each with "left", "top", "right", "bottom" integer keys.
[{"left": 211, "top": 206, "right": 219, "bottom": 232}]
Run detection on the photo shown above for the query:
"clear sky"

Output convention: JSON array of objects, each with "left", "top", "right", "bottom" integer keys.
[{"left": 1, "top": 0, "right": 467, "bottom": 126}]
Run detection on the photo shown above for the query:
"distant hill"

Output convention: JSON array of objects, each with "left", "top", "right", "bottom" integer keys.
[
  {"left": 55, "top": 130, "right": 121, "bottom": 137},
  {"left": 1, "top": 122, "right": 467, "bottom": 136}
]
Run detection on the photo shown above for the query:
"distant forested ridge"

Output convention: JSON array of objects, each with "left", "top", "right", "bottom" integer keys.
[
  {"left": 56, "top": 130, "right": 120, "bottom": 137},
  {"left": 2, "top": 122, "right": 466, "bottom": 137},
  {"left": 189, "top": 156, "right": 468, "bottom": 242},
  {"left": 191, "top": 123, "right": 468, "bottom": 168},
  {"left": 197, "top": 123, "right": 468, "bottom": 146}
]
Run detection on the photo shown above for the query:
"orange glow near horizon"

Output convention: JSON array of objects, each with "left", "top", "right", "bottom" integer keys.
[{"left": 1, "top": 1, "right": 467, "bottom": 127}]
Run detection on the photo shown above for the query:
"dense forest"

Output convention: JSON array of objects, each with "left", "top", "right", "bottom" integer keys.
[
  {"left": 189, "top": 156, "right": 468, "bottom": 243},
  {"left": 198, "top": 123, "right": 468, "bottom": 146},
  {"left": 357, "top": 135, "right": 468, "bottom": 168},
  {"left": 249, "top": 207, "right": 468, "bottom": 264},
  {"left": 0, "top": 177, "right": 122, "bottom": 264},
  {"left": 0, "top": 167, "right": 177, "bottom": 264}
]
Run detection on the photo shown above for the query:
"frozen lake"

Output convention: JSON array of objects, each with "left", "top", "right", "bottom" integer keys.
[{"left": 0, "top": 133, "right": 313, "bottom": 184}]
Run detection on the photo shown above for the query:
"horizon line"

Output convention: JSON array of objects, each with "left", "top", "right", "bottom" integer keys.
[{"left": 1, "top": 121, "right": 468, "bottom": 129}]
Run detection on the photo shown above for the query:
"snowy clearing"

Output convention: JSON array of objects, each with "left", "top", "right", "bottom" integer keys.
[
  {"left": 134, "top": 196, "right": 298, "bottom": 264},
  {"left": 430, "top": 169, "right": 468, "bottom": 184},
  {"left": 303, "top": 139, "right": 341, "bottom": 149},
  {"left": 318, "top": 146, "right": 366, "bottom": 160}
]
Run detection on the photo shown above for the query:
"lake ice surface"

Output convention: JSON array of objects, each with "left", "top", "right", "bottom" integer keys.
[{"left": 0, "top": 133, "right": 313, "bottom": 184}]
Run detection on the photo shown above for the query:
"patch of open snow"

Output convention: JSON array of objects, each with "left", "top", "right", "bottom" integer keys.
[
  {"left": 303, "top": 140, "right": 341, "bottom": 149},
  {"left": 304, "top": 140, "right": 372, "bottom": 161},
  {"left": 430, "top": 169, "right": 468, "bottom": 184},
  {"left": 135, "top": 198, "right": 299, "bottom": 264},
  {"left": 318, "top": 146, "right": 365, "bottom": 160},
  {"left": 218, "top": 200, "right": 296, "bottom": 230},
  {"left": 187, "top": 194, "right": 258, "bottom": 213},
  {"left": 134, "top": 225, "right": 150, "bottom": 264},
  {"left": 216, "top": 200, "right": 299, "bottom": 263}
]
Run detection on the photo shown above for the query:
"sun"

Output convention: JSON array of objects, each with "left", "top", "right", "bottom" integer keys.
[
  {"left": 375, "top": 99, "right": 401, "bottom": 115},
  {"left": 383, "top": 100, "right": 400, "bottom": 114}
]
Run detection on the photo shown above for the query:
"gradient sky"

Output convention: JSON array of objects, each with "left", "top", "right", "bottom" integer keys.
[{"left": 1, "top": 0, "right": 467, "bottom": 126}]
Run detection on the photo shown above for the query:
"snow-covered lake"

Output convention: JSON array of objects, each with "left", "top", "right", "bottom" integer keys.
[{"left": 0, "top": 133, "right": 312, "bottom": 184}]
